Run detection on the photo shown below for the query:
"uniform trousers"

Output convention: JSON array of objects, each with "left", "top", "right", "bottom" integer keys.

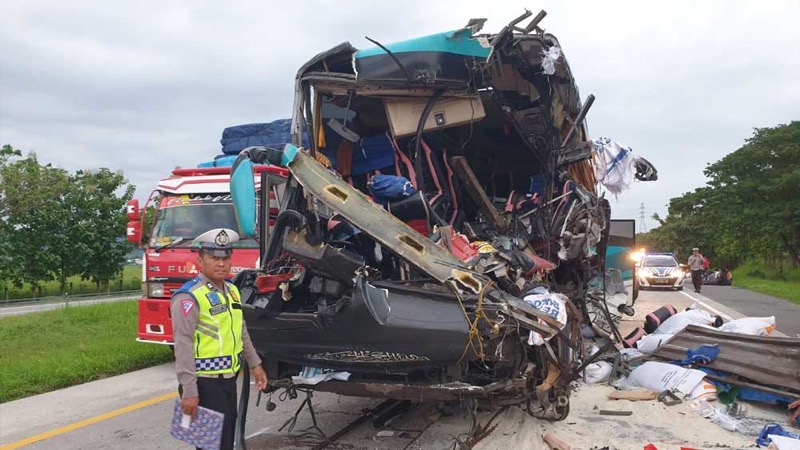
[{"left": 179, "top": 376, "right": 238, "bottom": 450}]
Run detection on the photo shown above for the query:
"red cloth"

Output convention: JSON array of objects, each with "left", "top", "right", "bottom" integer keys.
[{"left": 702, "top": 256, "right": 710, "bottom": 269}]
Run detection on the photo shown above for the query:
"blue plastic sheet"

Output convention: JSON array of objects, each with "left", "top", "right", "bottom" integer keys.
[
  {"left": 756, "top": 423, "right": 800, "bottom": 447},
  {"left": 674, "top": 344, "right": 720, "bottom": 366},
  {"left": 221, "top": 120, "right": 310, "bottom": 155}
]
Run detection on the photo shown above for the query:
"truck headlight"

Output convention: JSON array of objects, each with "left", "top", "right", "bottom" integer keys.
[{"left": 147, "top": 283, "right": 165, "bottom": 297}]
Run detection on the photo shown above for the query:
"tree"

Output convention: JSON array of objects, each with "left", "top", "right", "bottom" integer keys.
[
  {"left": 0, "top": 151, "right": 71, "bottom": 295},
  {"left": 704, "top": 122, "right": 800, "bottom": 264},
  {"left": 70, "top": 169, "right": 135, "bottom": 291},
  {"left": 0, "top": 146, "right": 136, "bottom": 295},
  {"left": 0, "top": 145, "right": 23, "bottom": 294},
  {"left": 643, "top": 122, "right": 800, "bottom": 268}
]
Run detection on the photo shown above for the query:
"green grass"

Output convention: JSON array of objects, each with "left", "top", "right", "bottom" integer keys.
[
  {"left": 0, "top": 300, "right": 173, "bottom": 403},
  {"left": 732, "top": 261, "right": 800, "bottom": 305},
  {"left": 2, "top": 265, "right": 141, "bottom": 301}
]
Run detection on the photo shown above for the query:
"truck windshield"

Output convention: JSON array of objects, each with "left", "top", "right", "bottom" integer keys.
[{"left": 149, "top": 194, "right": 257, "bottom": 249}]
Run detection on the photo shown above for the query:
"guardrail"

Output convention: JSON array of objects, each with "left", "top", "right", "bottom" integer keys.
[{"left": 0, "top": 290, "right": 141, "bottom": 306}]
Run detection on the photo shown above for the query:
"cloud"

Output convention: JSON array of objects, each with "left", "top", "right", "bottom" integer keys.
[{"left": 2, "top": 0, "right": 799, "bottom": 222}]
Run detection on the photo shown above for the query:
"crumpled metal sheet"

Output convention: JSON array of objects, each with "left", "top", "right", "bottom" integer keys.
[{"left": 653, "top": 325, "right": 800, "bottom": 394}]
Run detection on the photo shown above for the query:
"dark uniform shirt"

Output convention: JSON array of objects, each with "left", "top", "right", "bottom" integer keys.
[{"left": 170, "top": 273, "right": 262, "bottom": 397}]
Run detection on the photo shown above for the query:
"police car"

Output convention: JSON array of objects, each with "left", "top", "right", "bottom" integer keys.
[{"left": 637, "top": 253, "right": 685, "bottom": 290}]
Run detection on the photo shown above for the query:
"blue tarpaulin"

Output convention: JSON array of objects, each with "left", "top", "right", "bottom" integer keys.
[{"left": 220, "top": 120, "right": 309, "bottom": 155}]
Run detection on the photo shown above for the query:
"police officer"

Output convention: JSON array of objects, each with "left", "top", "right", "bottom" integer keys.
[
  {"left": 687, "top": 247, "right": 705, "bottom": 293},
  {"left": 171, "top": 228, "right": 268, "bottom": 450}
]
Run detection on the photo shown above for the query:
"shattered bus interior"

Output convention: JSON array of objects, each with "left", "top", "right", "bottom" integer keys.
[{"left": 230, "top": 10, "right": 656, "bottom": 423}]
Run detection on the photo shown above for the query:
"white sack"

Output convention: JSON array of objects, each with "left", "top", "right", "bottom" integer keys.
[
  {"left": 718, "top": 316, "right": 776, "bottom": 336},
  {"left": 635, "top": 333, "right": 674, "bottom": 354},
  {"left": 624, "top": 361, "right": 706, "bottom": 395},
  {"left": 524, "top": 292, "right": 568, "bottom": 346},
  {"left": 581, "top": 361, "right": 614, "bottom": 384}
]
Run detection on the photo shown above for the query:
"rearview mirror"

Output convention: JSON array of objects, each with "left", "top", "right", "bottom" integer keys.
[
  {"left": 127, "top": 220, "right": 142, "bottom": 244},
  {"left": 230, "top": 153, "right": 257, "bottom": 238},
  {"left": 127, "top": 199, "right": 140, "bottom": 221}
]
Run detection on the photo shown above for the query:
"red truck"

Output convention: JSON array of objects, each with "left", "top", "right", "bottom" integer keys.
[{"left": 126, "top": 164, "right": 286, "bottom": 345}]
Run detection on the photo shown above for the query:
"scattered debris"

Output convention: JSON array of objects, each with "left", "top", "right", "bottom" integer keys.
[
  {"left": 607, "top": 390, "right": 658, "bottom": 402},
  {"left": 657, "top": 390, "right": 683, "bottom": 406},
  {"left": 542, "top": 433, "right": 572, "bottom": 450},
  {"left": 598, "top": 410, "right": 633, "bottom": 416}
]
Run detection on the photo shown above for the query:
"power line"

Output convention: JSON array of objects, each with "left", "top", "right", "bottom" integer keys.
[{"left": 639, "top": 202, "right": 648, "bottom": 233}]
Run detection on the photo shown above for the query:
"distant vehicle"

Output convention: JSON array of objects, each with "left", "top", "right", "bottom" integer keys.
[{"left": 637, "top": 253, "right": 684, "bottom": 290}]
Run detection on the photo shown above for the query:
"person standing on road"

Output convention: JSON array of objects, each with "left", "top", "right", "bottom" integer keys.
[
  {"left": 171, "top": 228, "right": 268, "bottom": 450},
  {"left": 688, "top": 247, "right": 705, "bottom": 293}
]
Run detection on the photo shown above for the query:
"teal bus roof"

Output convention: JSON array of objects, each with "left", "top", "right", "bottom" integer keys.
[{"left": 355, "top": 28, "right": 491, "bottom": 59}]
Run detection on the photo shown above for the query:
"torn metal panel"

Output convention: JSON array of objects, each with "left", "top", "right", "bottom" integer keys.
[
  {"left": 286, "top": 150, "right": 563, "bottom": 336},
  {"left": 287, "top": 149, "right": 468, "bottom": 283},
  {"left": 653, "top": 325, "right": 800, "bottom": 394}
]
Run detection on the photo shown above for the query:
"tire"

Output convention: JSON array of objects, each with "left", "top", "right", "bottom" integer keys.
[{"left": 632, "top": 274, "right": 640, "bottom": 300}]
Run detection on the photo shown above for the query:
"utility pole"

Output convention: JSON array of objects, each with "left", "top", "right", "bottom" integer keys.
[{"left": 639, "top": 202, "right": 648, "bottom": 233}]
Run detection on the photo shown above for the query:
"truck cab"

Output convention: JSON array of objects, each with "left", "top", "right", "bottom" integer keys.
[{"left": 126, "top": 165, "right": 286, "bottom": 345}]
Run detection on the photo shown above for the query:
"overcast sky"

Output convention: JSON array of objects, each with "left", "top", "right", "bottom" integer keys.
[{"left": 2, "top": 0, "right": 798, "bottom": 228}]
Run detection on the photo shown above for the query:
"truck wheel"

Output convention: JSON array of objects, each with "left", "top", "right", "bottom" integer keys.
[{"left": 632, "top": 276, "right": 640, "bottom": 300}]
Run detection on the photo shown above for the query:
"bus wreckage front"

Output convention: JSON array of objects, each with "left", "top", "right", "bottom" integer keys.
[{"left": 229, "top": 10, "right": 657, "bottom": 422}]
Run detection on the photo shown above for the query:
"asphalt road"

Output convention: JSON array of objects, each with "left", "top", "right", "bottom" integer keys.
[
  {"left": 1, "top": 287, "right": 797, "bottom": 450},
  {"left": 698, "top": 284, "right": 800, "bottom": 337},
  {"left": 0, "top": 294, "right": 138, "bottom": 318}
]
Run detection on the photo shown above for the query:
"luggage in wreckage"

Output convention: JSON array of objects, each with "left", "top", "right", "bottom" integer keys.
[{"left": 645, "top": 304, "right": 678, "bottom": 334}]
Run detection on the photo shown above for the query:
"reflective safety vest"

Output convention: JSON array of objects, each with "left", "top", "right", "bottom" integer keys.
[{"left": 174, "top": 278, "right": 244, "bottom": 376}]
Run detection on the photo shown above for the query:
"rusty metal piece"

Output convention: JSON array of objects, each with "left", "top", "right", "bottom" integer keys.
[
  {"left": 598, "top": 410, "right": 633, "bottom": 416},
  {"left": 298, "top": 378, "right": 527, "bottom": 403},
  {"left": 653, "top": 325, "right": 800, "bottom": 395},
  {"left": 657, "top": 390, "right": 682, "bottom": 406}
]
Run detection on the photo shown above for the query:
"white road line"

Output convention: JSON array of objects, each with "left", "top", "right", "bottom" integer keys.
[{"left": 678, "top": 290, "right": 733, "bottom": 320}]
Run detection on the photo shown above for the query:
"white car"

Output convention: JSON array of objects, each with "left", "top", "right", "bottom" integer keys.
[{"left": 637, "top": 253, "right": 685, "bottom": 290}]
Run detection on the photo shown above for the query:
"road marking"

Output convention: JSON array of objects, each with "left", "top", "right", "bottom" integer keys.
[
  {"left": 0, "top": 392, "right": 178, "bottom": 450},
  {"left": 679, "top": 290, "right": 733, "bottom": 320}
]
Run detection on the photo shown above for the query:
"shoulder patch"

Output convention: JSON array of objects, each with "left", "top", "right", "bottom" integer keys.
[{"left": 181, "top": 299, "right": 195, "bottom": 316}]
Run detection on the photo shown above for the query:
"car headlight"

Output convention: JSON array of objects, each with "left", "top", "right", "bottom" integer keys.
[{"left": 147, "top": 283, "right": 165, "bottom": 297}]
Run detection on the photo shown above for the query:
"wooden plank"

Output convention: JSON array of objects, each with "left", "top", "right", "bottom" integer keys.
[
  {"left": 607, "top": 390, "right": 658, "bottom": 401},
  {"left": 449, "top": 156, "right": 505, "bottom": 231}
]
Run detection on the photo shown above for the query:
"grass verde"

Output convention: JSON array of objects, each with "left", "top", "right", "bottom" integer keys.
[{"left": 0, "top": 300, "right": 172, "bottom": 403}]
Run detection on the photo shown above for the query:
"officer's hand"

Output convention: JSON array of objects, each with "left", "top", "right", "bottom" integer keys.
[
  {"left": 182, "top": 395, "right": 200, "bottom": 419},
  {"left": 251, "top": 365, "right": 268, "bottom": 392},
  {"left": 789, "top": 399, "right": 800, "bottom": 424}
]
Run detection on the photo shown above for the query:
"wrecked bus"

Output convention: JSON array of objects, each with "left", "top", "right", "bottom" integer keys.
[{"left": 229, "top": 10, "right": 655, "bottom": 423}]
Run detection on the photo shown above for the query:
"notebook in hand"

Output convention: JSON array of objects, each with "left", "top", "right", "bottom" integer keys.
[{"left": 169, "top": 399, "right": 224, "bottom": 449}]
